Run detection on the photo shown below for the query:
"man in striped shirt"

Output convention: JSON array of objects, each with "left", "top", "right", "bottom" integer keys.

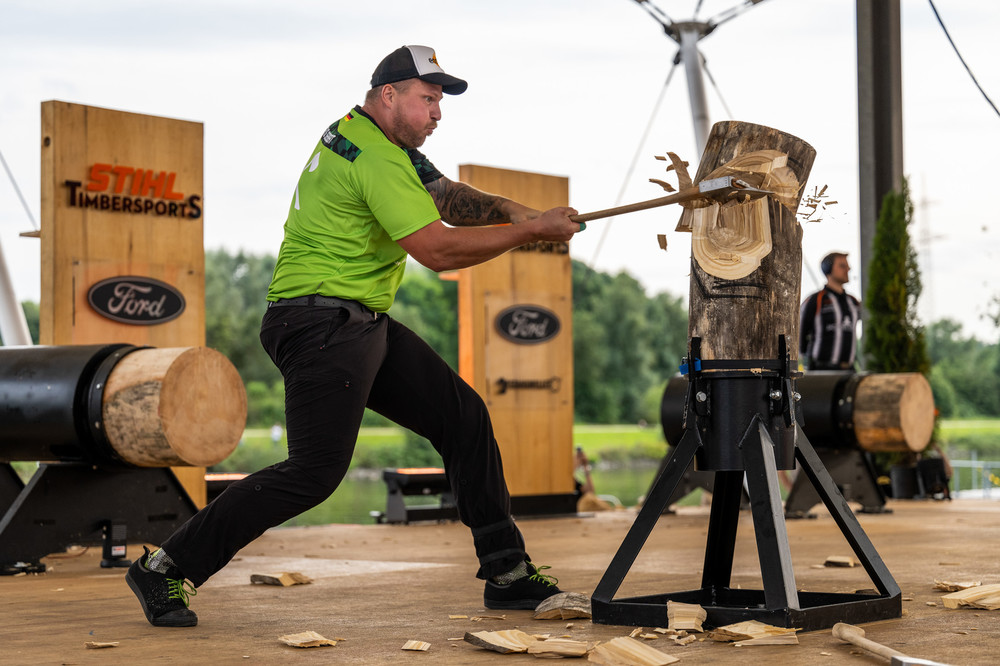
[{"left": 799, "top": 252, "right": 861, "bottom": 370}]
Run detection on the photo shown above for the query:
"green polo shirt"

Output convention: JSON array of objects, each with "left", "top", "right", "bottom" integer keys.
[{"left": 267, "top": 107, "right": 443, "bottom": 311}]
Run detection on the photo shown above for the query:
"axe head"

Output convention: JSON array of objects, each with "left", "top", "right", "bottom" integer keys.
[{"left": 697, "top": 175, "right": 772, "bottom": 203}]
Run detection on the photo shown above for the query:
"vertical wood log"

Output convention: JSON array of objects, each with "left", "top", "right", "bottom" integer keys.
[{"left": 684, "top": 121, "right": 816, "bottom": 361}]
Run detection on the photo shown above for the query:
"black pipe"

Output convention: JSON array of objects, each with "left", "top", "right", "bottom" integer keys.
[
  {"left": 0, "top": 344, "right": 137, "bottom": 464},
  {"left": 661, "top": 370, "right": 866, "bottom": 452}
]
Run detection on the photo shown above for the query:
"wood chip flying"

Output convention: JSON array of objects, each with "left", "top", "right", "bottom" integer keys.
[{"left": 278, "top": 631, "right": 337, "bottom": 648}]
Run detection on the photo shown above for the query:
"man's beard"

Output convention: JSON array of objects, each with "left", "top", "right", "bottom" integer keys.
[{"left": 390, "top": 112, "right": 433, "bottom": 149}]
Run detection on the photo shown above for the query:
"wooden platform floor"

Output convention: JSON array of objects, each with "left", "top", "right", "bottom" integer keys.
[{"left": 4, "top": 498, "right": 998, "bottom": 664}]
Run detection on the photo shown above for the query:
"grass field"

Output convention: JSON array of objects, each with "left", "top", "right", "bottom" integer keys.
[
  {"left": 937, "top": 418, "right": 1000, "bottom": 457},
  {"left": 234, "top": 423, "right": 671, "bottom": 473},
  {"left": 204, "top": 419, "right": 1000, "bottom": 526},
  {"left": 240, "top": 419, "right": 1000, "bottom": 465}
]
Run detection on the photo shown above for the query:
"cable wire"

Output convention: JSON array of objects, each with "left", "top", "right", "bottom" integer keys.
[
  {"left": 702, "top": 59, "right": 735, "bottom": 118},
  {"left": 586, "top": 59, "right": 680, "bottom": 272},
  {"left": 927, "top": 0, "right": 999, "bottom": 119},
  {"left": 0, "top": 148, "right": 38, "bottom": 230}
]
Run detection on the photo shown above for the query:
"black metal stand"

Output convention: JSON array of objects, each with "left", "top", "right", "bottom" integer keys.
[
  {"left": 0, "top": 464, "right": 23, "bottom": 511},
  {"left": 591, "top": 337, "right": 901, "bottom": 631},
  {"left": 785, "top": 448, "right": 889, "bottom": 517},
  {"left": 0, "top": 463, "right": 197, "bottom": 574}
]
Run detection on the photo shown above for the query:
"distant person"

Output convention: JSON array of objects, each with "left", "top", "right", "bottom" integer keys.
[
  {"left": 269, "top": 422, "right": 283, "bottom": 444},
  {"left": 125, "top": 44, "right": 579, "bottom": 628},
  {"left": 799, "top": 251, "right": 861, "bottom": 371}
]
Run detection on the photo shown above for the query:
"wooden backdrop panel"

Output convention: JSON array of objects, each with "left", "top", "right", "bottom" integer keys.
[
  {"left": 40, "top": 101, "right": 209, "bottom": 505},
  {"left": 457, "top": 165, "right": 574, "bottom": 498}
]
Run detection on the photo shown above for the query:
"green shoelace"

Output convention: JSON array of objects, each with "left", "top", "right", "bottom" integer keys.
[
  {"left": 167, "top": 578, "right": 197, "bottom": 607},
  {"left": 528, "top": 564, "right": 558, "bottom": 587}
]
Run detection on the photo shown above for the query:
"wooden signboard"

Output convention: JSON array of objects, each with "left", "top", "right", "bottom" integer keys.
[
  {"left": 456, "top": 165, "right": 575, "bottom": 507},
  {"left": 40, "top": 101, "right": 209, "bottom": 506}
]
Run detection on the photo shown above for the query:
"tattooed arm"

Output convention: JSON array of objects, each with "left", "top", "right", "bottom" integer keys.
[{"left": 425, "top": 176, "right": 539, "bottom": 226}]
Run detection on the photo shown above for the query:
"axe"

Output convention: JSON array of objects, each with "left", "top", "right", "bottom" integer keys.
[
  {"left": 568, "top": 175, "right": 772, "bottom": 224},
  {"left": 832, "top": 623, "right": 951, "bottom": 666}
]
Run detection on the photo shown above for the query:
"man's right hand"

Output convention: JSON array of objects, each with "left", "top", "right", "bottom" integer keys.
[
  {"left": 526, "top": 206, "right": 583, "bottom": 242},
  {"left": 399, "top": 205, "right": 583, "bottom": 273}
]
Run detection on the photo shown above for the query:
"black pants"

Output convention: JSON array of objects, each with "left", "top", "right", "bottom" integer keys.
[{"left": 162, "top": 301, "right": 526, "bottom": 586}]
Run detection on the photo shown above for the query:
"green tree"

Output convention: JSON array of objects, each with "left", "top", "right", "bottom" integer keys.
[
  {"left": 645, "top": 291, "right": 689, "bottom": 383},
  {"left": 926, "top": 319, "right": 1000, "bottom": 417},
  {"left": 571, "top": 260, "right": 687, "bottom": 424},
  {"left": 388, "top": 262, "right": 458, "bottom": 369},
  {"left": 863, "top": 179, "right": 930, "bottom": 375},
  {"left": 204, "top": 249, "right": 281, "bottom": 386}
]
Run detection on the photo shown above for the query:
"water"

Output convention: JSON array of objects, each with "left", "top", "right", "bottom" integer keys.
[{"left": 284, "top": 463, "right": 663, "bottom": 526}]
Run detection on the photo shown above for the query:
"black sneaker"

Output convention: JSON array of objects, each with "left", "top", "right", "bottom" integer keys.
[
  {"left": 484, "top": 563, "right": 562, "bottom": 610},
  {"left": 125, "top": 546, "right": 198, "bottom": 627}
]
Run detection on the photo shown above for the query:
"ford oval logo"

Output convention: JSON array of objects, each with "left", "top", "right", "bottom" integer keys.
[
  {"left": 87, "top": 276, "right": 186, "bottom": 325},
  {"left": 495, "top": 305, "right": 560, "bottom": 345}
]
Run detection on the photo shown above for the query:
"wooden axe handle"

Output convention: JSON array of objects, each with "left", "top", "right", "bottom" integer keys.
[
  {"left": 568, "top": 186, "right": 703, "bottom": 224},
  {"left": 832, "top": 623, "right": 907, "bottom": 660}
]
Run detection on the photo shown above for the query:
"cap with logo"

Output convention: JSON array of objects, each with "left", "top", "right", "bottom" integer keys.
[{"left": 370, "top": 45, "right": 468, "bottom": 95}]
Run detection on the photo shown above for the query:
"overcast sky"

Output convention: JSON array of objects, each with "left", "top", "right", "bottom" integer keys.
[{"left": 2, "top": 0, "right": 998, "bottom": 340}]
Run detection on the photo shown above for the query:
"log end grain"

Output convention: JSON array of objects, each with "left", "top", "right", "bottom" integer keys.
[
  {"left": 853, "top": 373, "right": 934, "bottom": 453},
  {"left": 103, "top": 347, "right": 246, "bottom": 467}
]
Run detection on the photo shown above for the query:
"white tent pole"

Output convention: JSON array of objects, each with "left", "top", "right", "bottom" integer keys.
[{"left": 0, "top": 232, "right": 32, "bottom": 346}]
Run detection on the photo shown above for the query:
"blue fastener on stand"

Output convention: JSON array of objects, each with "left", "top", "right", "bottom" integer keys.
[{"left": 678, "top": 358, "right": 701, "bottom": 375}]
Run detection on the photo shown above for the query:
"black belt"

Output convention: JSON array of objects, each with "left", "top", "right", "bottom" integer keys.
[{"left": 267, "top": 295, "right": 379, "bottom": 318}]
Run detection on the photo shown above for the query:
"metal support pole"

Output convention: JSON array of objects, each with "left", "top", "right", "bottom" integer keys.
[
  {"left": 677, "top": 23, "right": 712, "bottom": 161},
  {"left": 856, "top": 0, "right": 903, "bottom": 353},
  {"left": 0, "top": 234, "right": 31, "bottom": 346}
]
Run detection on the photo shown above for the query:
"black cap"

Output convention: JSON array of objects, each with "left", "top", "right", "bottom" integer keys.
[{"left": 370, "top": 45, "right": 468, "bottom": 95}]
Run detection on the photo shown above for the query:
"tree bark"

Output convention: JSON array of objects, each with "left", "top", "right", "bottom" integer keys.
[{"left": 682, "top": 121, "right": 816, "bottom": 361}]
